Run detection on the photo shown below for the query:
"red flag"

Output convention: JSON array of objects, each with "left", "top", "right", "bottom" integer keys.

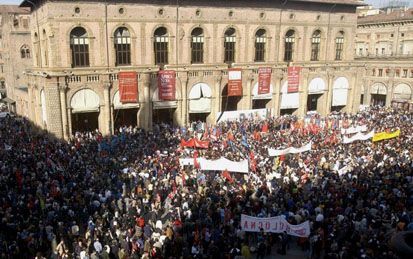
[
  {"left": 249, "top": 151, "right": 257, "bottom": 172},
  {"left": 181, "top": 138, "right": 195, "bottom": 148},
  {"left": 193, "top": 151, "right": 200, "bottom": 169},
  {"left": 194, "top": 139, "right": 210, "bottom": 149},
  {"left": 261, "top": 123, "right": 269, "bottom": 133},
  {"left": 221, "top": 169, "right": 234, "bottom": 183},
  {"left": 253, "top": 130, "right": 261, "bottom": 142}
]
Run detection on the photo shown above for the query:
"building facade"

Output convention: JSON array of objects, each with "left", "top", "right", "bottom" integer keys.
[
  {"left": 356, "top": 7, "right": 413, "bottom": 109},
  {"left": 0, "top": 5, "right": 32, "bottom": 115},
  {"left": 20, "top": 0, "right": 364, "bottom": 139}
]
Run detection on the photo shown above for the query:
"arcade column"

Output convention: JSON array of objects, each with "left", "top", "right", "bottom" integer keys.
[
  {"left": 58, "top": 83, "right": 69, "bottom": 140},
  {"left": 103, "top": 81, "right": 112, "bottom": 136}
]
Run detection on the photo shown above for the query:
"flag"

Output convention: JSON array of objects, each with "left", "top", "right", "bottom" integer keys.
[
  {"left": 181, "top": 138, "right": 195, "bottom": 148},
  {"left": 261, "top": 123, "right": 269, "bottom": 133},
  {"left": 221, "top": 169, "right": 234, "bottom": 183},
  {"left": 193, "top": 150, "right": 200, "bottom": 169},
  {"left": 249, "top": 151, "right": 257, "bottom": 172},
  {"left": 194, "top": 139, "right": 210, "bottom": 149}
]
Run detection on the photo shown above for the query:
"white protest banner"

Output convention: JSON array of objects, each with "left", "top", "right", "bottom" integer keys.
[
  {"left": 241, "top": 214, "right": 310, "bottom": 237},
  {"left": 342, "top": 131, "right": 374, "bottom": 144},
  {"left": 216, "top": 109, "right": 269, "bottom": 122},
  {"left": 179, "top": 157, "right": 249, "bottom": 173},
  {"left": 341, "top": 125, "right": 368, "bottom": 135},
  {"left": 268, "top": 142, "right": 312, "bottom": 157}
]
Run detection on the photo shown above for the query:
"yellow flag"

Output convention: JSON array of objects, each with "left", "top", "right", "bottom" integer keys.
[{"left": 372, "top": 130, "right": 400, "bottom": 142}]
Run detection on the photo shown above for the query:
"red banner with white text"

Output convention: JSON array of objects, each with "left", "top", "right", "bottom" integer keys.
[
  {"left": 287, "top": 66, "right": 301, "bottom": 93},
  {"left": 228, "top": 68, "right": 243, "bottom": 96},
  {"left": 258, "top": 67, "right": 272, "bottom": 94},
  {"left": 118, "top": 71, "right": 138, "bottom": 103},
  {"left": 158, "top": 70, "right": 176, "bottom": 101}
]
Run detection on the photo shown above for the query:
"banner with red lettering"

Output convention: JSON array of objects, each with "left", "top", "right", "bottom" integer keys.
[
  {"left": 228, "top": 68, "right": 243, "bottom": 96},
  {"left": 158, "top": 70, "right": 176, "bottom": 100},
  {"left": 287, "top": 66, "right": 301, "bottom": 93},
  {"left": 241, "top": 214, "right": 310, "bottom": 237},
  {"left": 258, "top": 67, "right": 271, "bottom": 94},
  {"left": 118, "top": 71, "right": 138, "bottom": 103}
]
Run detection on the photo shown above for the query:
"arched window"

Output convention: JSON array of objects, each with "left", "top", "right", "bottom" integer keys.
[
  {"left": 284, "top": 30, "right": 295, "bottom": 62},
  {"left": 114, "top": 27, "right": 131, "bottom": 66},
  {"left": 20, "top": 45, "right": 30, "bottom": 58},
  {"left": 335, "top": 31, "right": 344, "bottom": 60},
  {"left": 254, "top": 29, "right": 266, "bottom": 62},
  {"left": 70, "top": 27, "right": 89, "bottom": 67},
  {"left": 191, "top": 28, "right": 204, "bottom": 64},
  {"left": 224, "top": 28, "right": 236, "bottom": 64},
  {"left": 311, "top": 30, "right": 321, "bottom": 61},
  {"left": 154, "top": 27, "right": 168, "bottom": 65}
]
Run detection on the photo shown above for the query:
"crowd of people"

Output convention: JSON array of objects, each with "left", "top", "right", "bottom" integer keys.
[{"left": 0, "top": 106, "right": 412, "bottom": 259}]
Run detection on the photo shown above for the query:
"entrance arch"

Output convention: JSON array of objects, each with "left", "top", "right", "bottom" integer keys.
[
  {"left": 332, "top": 77, "right": 349, "bottom": 112},
  {"left": 113, "top": 90, "right": 139, "bottom": 129},
  {"left": 370, "top": 82, "right": 387, "bottom": 106},
  {"left": 70, "top": 88, "right": 100, "bottom": 132},
  {"left": 307, "top": 77, "right": 326, "bottom": 112},
  {"left": 393, "top": 83, "right": 412, "bottom": 101},
  {"left": 252, "top": 82, "right": 273, "bottom": 109},
  {"left": 221, "top": 84, "right": 241, "bottom": 112},
  {"left": 152, "top": 88, "right": 179, "bottom": 125},
  {"left": 189, "top": 82, "right": 212, "bottom": 122},
  {"left": 280, "top": 81, "right": 299, "bottom": 115}
]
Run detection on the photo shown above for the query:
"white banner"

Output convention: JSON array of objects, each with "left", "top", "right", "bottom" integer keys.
[
  {"left": 342, "top": 131, "right": 374, "bottom": 144},
  {"left": 341, "top": 125, "right": 367, "bottom": 135},
  {"left": 179, "top": 157, "right": 249, "bottom": 173},
  {"left": 241, "top": 214, "right": 310, "bottom": 237},
  {"left": 268, "top": 142, "right": 312, "bottom": 157}
]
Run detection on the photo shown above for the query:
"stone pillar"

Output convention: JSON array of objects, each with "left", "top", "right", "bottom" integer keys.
[
  {"left": 138, "top": 73, "right": 151, "bottom": 130},
  {"left": 246, "top": 73, "right": 254, "bottom": 110},
  {"left": 103, "top": 81, "right": 112, "bottom": 136},
  {"left": 212, "top": 75, "right": 222, "bottom": 123},
  {"left": 350, "top": 70, "right": 360, "bottom": 114},
  {"left": 324, "top": 72, "right": 334, "bottom": 116},
  {"left": 272, "top": 72, "right": 282, "bottom": 117},
  {"left": 180, "top": 74, "right": 189, "bottom": 126},
  {"left": 44, "top": 77, "right": 63, "bottom": 138},
  {"left": 386, "top": 80, "right": 394, "bottom": 107},
  {"left": 365, "top": 79, "right": 372, "bottom": 106},
  {"left": 68, "top": 108, "right": 73, "bottom": 137},
  {"left": 58, "top": 83, "right": 69, "bottom": 140},
  {"left": 298, "top": 69, "right": 309, "bottom": 117}
]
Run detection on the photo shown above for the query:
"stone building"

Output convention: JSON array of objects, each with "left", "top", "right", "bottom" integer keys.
[
  {"left": 356, "top": 6, "right": 413, "bottom": 109},
  {"left": 20, "top": 0, "right": 364, "bottom": 139},
  {"left": 0, "top": 5, "right": 32, "bottom": 115}
]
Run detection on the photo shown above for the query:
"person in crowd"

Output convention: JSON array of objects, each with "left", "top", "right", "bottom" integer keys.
[{"left": 0, "top": 106, "right": 412, "bottom": 259}]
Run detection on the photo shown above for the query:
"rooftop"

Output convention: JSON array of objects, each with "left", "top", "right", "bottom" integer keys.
[
  {"left": 0, "top": 5, "right": 30, "bottom": 14},
  {"left": 358, "top": 8, "right": 413, "bottom": 24},
  {"left": 20, "top": 0, "right": 365, "bottom": 8}
]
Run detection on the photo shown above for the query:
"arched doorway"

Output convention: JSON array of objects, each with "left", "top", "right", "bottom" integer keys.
[
  {"left": 221, "top": 84, "right": 241, "bottom": 112},
  {"left": 280, "top": 81, "right": 299, "bottom": 115},
  {"left": 252, "top": 82, "right": 273, "bottom": 109},
  {"left": 189, "top": 83, "right": 211, "bottom": 122},
  {"left": 370, "top": 83, "right": 387, "bottom": 106},
  {"left": 113, "top": 90, "right": 139, "bottom": 130},
  {"left": 70, "top": 89, "right": 100, "bottom": 132},
  {"left": 307, "top": 77, "right": 326, "bottom": 112},
  {"left": 331, "top": 77, "right": 349, "bottom": 112},
  {"left": 152, "top": 88, "right": 178, "bottom": 125},
  {"left": 392, "top": 83, "right": 412, "bottom": 110}
]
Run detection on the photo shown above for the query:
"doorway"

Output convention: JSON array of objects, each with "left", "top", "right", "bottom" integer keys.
[{"left": 71, "top": 112, "right": 99, "bottom": 133}]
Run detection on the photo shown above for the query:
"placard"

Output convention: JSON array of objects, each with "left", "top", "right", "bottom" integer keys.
[
  {"left": 287, "top": 66, "right": 301, "bottom": 93},
  {"left": 118, "top": 72, "right": 138, "bottom": 103},
  {"left": 158, "top": 70, "right": 176, "bottom": 101},
  {"left": 258, "top": 67, "right": 272, "bottom": 94},
  {"left": 228, "top": 69, "right": 243, "bottom": 96}
]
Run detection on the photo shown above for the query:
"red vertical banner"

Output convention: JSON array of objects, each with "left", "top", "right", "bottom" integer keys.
[
  {"left": 158, "top": 70, "right": 176, "bottom": 101},
  {"left": 228, "top": 68, "right": 243, "bottom": 96},
  {"left": 118, "top": 71, "right": 138, "bottom": 103},
  {"left": 287, "top": 66, "right": 301, "bottom": 93},
  {"left": 258, "top": 67, "right": 272, "bottom": 94}
]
